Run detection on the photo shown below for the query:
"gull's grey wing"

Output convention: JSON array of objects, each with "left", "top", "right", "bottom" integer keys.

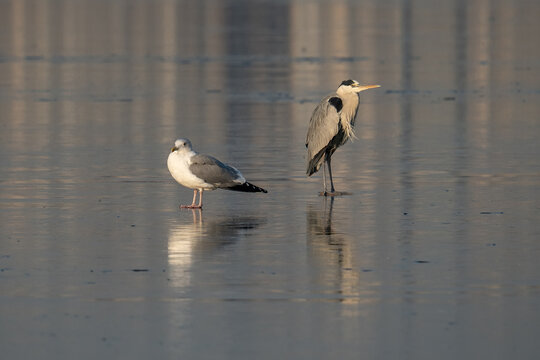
[
  {"left": 305, "top": 93, "right": 342, "bottom": 175},
  {"left": 189, "top": 154, "right": 244, "bottom": 187}
]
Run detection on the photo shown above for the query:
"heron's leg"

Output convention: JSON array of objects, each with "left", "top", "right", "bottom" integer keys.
[
  {"left": 322, "top": 161, "right": 328, "bottom": 193},
  {"left": 326, "top": 156, "right": 336, "bottom": 193}
]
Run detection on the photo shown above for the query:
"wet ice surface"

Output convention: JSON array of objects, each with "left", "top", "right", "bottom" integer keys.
[{"left": 1, "top": 0, "right": 540, "bottom": 359}]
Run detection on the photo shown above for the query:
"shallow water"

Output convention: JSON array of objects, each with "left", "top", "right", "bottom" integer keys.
[{"left": 1, "top": 0, "right": 540, "bottom": 359}]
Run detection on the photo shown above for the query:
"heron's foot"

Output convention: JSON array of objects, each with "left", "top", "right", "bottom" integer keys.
[
  {"left": 180, "top": 204, "right": 202, "bottom": 209},
  {"left": 319, "top": 191, "right": 351, "bottom": 197}
]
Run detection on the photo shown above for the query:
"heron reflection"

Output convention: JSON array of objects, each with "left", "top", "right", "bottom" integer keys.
[
  {"left": 306, "top": 198, "right": 361, "bottom": 303},
  {"left": 307, "top": 198, "right": 345, "bottom": 245}
]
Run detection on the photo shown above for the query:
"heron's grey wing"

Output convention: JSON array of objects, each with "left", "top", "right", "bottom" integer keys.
[
  {"left": 189, "top": 154, "right": 244, "bottom": 187},
  {"left": 306, "top": 94, "right": 341, "bottom": 172}
]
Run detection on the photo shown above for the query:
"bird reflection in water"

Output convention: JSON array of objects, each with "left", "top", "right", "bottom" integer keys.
[
  {"left": 167, "top": 210, "right": 265, "bottom": 289},
  {"left": 307, "top": 198, "right": 364, "bottom": 304},
  {"left": 307, "top": 197, "right": 338, "bottom": 238}
]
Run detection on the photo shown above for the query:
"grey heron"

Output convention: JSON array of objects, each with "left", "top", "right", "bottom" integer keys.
[
  {"left": 306, "top": 79, "right": 380, "bottom": 196},
  {"left": 168, "top": 138, "right": 267, "bottom": 209}
]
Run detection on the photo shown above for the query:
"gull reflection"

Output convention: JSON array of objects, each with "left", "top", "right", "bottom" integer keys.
[
  {"left": 307, "top": 198, "right": 361, "bottom": 304},
  {"left": 167, "top": 211, "right": 265, "bottom": 289},
  {"left": 167, "top": 210, "right": 202, "bottom": 290}
]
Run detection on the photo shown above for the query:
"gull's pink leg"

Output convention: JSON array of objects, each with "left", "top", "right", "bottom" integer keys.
[
  {"left": 181, "top": 189, "right": 203, "bottom": 209},
  {"left": 191, "top": 189, "right": 198, "bottom": 206},
  {"left": 198, "top": 190, "right": 203, "bottom": 208},
  {"left": 181, "top": 189, "right": 201, "bottom": 209}
]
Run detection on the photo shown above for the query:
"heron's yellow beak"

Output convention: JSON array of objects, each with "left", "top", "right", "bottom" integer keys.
[{"left": 357, "top": 84, "right": 381, "bottom": 92}]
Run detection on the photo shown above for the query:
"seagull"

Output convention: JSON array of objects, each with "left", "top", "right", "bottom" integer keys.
[{"left": 167, "top": 138, "right": 267, "bottom": 209}]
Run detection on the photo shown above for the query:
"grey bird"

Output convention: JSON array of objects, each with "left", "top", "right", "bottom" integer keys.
[
  {"left": 306, "top": 79, "right": 380, "bottom": 196},
  {"left": 167, "top": 138, "right": 267, "bottom": 209}
]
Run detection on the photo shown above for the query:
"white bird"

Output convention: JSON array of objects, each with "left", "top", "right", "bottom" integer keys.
[
  {"left": 306, "top": 79, "right": 380, "bottom": 196},
  {"left": 167, "top": 138, "right": 267, "bottom": 209}
]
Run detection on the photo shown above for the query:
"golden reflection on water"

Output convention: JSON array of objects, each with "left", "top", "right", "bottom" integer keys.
[
  {"left": 0, "top": 0, "right": 538, "bottom": 292},
  {"left": 0, "top": 1, "right": 539, "bottom": 358},
  {"left": 167, "top": 210, "right": 202, "bottom": 290}
]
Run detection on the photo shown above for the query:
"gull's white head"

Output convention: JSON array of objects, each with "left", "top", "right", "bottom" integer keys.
[
  {"left": 337, "top": 79, "right": 381, "bottom": 94},
  {"left": 171, "top": 138, "right": 193, "bottom": 153}
]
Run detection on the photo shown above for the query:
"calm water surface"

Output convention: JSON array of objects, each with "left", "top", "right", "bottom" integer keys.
[{"left": 1, "top": 0, "right": 540, "bottom": 359}]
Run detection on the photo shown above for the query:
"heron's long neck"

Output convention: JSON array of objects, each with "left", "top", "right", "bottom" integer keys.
[{"left": 340, "top": 92, "right": 359, "bottom": 139}]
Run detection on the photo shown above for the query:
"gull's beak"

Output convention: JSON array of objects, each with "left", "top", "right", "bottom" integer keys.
[
  {"left": 356, "top": 84, "right": 381, "bottom": 92},
  {"left": 171, "top": 147, "right": 177, "bottom": 153}
]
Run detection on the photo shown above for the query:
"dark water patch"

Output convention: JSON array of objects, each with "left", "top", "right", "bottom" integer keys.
[
  {"left": 24, "top": 55, "right": 44, "bottom": 61},
  {"left": 385, "top": 89, "right": 421, "bottom": 94},
  {"left": 91, "top": 97, "right": 134, "bottom": 103},
  {"left": 227, "top": 91, "right": 295, "bottom": 103},
  {"left": 142, "top": 55, "right": 374, "bottom": 66},
  {"left": 50, "top": 54, "right": 131, "bottom": 64}
]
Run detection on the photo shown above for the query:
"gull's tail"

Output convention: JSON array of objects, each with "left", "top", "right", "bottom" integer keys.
[{"left": 227, "top": 182, "right": 267, "bottom": 193}]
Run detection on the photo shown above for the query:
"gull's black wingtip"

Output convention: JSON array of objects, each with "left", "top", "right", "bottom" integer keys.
[{"left": 227, "top": 182, "right": 267, "bottom": 193}]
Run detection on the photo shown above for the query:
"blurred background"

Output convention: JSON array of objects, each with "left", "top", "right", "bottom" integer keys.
[{"left": 1, "top": 0, "right": 539, "bottom": 359}]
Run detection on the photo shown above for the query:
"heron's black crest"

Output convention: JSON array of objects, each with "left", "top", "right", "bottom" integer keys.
[
  {"left": 340, "top": 79, "right": 355, "bottom": 86},
  {"left": 328, "top": 97, "right": 343, "bottom": 112}
]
